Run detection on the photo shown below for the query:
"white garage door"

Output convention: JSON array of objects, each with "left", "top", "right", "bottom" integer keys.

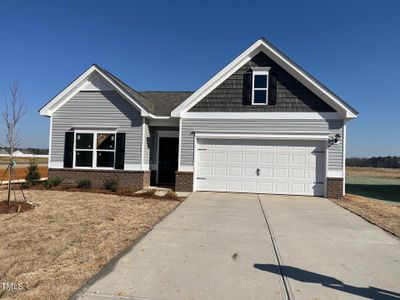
[{"left": 196, "top": 139, "right": 326, "bottom": 196}]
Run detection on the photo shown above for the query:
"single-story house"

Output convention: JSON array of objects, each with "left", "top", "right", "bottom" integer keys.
[
  {"left": 0, "top": 149, "right": 10, "bottom": 157},
  {"left": 10, "top": 150, "right": 48, "bottom": 158},
  {"left": 39, "top": 38, "right": 357, "bottom": 198}
]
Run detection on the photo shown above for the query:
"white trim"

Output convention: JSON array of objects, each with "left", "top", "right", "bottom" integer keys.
[
  {"left": 193, "top": 136, "right": 198, "bottom": 192},
  {"left": 171, "top": 39, "right": 357, "bottom": 119},
  {"left": 40, "top": 65, "right": 149, "bottom": 117},
  {"left": 252, "top": 69, "right": 269, "bottom": 105},
  {"left": 327, "top": 170, "right": 343, "bottom": 178},
  {"left": 141, "top": 117, "right": 145, "bottom": 171},
  {"left": 343, "top": 122, "right": 347, "bottom": 195},
  {"left": 155, "top": 130, "right": 179, "bottom": 184},
  {"left": 325, "top": 140, "right": 329, "bottom": 197},
  {"left": 48, "top": 117, "right": 53, "bottom": 168},
  {"left": 73, "top": 130, "right": 117, "bottom": 170},
  {"left": 181, "top": 112, "right": 342, "bottom": 120},
  {"left": 178, "top": 118, "right": 182, "bottom": 171},
  {"left": 194, "top": 132, "right": 329, "bottom": 141}
]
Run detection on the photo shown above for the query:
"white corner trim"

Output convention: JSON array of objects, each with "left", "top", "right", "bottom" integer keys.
[
  {"left": 327, "top": 170, "right": 343, "bottom": 178},
  {"left": 194, "top": 132, "right": 329, "bottom": 141},
  {"left": 178, "top": 118, "right": 182, "bottom": 171},
  {"left": 141, "top": 117, "right": 146, "bottom": 171},
  {"left": 343, "top": 122, "right": 347, "bottom": 195},
  {"left": 48, "top": 117, "right": 53, "bottom": 168},
  {"left": 182, "top": 112, "right": 342, "bottom": 120},
  {"left": 171, "top": 39, "right": 357, "bottom": 119},
  {"left": 40, "top": 65, "right": 149, "bottom": 117}
]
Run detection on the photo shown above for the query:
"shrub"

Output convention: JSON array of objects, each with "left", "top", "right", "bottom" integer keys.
[
  {"left": 118, "top": 187, "right": 137, "bottom": 196},
  {"left": 25, "top": 159, "right": 41, "bottom": 185},
  {"left": 139, "top": 188, "right": 156, "bottom": 197},
  {"left": 44, "top": 176, "right": 63, "bottom": 188},
  {"left": 103, "top": 179, "right": 119, "bottom": 192},
  {"left": 163, "top": 191, "right": 179, "bottom": 200},
  {"left": 76, "top": 178, "right": 92, "bottom": 189}
]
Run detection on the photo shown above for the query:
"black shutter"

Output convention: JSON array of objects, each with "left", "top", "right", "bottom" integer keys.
[
  {"left": 268, "top": 73, "right": 277, "bottom": 105},
  {"left": 63, "top": 132, "right": 74, "bottom": 168},
  {"left": 243, "top": 72, "right": 252, "bottom": 105},
  {"left": 115, "top": 133, "right": 126, "bottom": 170}
]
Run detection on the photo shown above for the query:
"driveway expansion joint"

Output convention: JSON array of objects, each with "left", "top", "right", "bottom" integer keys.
[{"left": 257, "top": 194, "right": 293, "bottom": 300}]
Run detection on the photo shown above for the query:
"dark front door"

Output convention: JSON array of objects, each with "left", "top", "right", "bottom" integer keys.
[{"left": 158, "top": 137, "right": 179, "bottom": 185}]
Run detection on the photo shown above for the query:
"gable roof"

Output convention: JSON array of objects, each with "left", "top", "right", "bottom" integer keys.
[
  {"left": 39, "top": 64, "right": 193, "bottom": 118},
  {"left": 172, "top": 38, "right": 358, "bottom": 119}
]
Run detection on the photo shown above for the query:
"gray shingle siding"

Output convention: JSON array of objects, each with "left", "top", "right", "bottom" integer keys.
[
  {"left": 189, "top": 52, "right": 336, "bottom": 112},
  {"left": 180, "top": 118, "right": 343, "bottom": 172},
  {"left": 50, "top": 91, "right": 143, "bottom": 167}
]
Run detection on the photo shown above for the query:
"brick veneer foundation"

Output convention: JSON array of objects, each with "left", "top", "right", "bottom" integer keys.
[
  {"left": 48, "top": 168, "right": 150, "bottom": 190},
  {"left": 327, "top": 177, "right": 344, "bottom": 199},
  {"left": 175, "top": 171, "right": 193, "bottom": 192}
]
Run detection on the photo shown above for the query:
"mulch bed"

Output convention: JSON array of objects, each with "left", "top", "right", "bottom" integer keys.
[{"left": 0, "top": 200, "right": 35, "bottom": 214}]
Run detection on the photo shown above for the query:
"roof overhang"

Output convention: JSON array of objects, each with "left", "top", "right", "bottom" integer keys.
[
  {"left": 39, "top": 65, "right": 151, "bottom": 117},
  {"left": 172, "top": 38, "right": 358, "bottom": 119}
]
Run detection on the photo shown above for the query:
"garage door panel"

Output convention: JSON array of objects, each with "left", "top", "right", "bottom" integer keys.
[
  {"left": 196, "top": 139, "right": 325, "bottom": 196},
  {"left": 228, "top": 167, "right": 242, "bottom": 176},
  {"left": 214, "top": 167, "right": 227, "bottom": 176}
]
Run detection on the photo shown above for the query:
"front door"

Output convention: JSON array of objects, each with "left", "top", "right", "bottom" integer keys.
[{"left": 158, "top": 137, "right": 179, "bottom": 185}]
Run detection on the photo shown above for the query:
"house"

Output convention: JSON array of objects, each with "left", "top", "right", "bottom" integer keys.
[
  {"left": 10, "top": 150, "right": 49, "bottom": 158},
  {"left": 39, "top": 38, "right": 357, "bottom": 198},
  {"left": 0, "top": 149, "right": 10, "bottom": 157}
]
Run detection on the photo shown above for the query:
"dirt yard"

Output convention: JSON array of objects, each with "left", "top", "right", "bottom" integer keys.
[
  {"left": 0, "top": 190, "right": 180, "bottom": 299},
  {"left": 0, "top": 166, "right": 48, "bottom": 181},
  {"left": 332, "top": 194, "right": 400, "bottom": 238}
]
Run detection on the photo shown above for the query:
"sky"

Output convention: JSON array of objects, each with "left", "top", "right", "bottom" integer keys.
[{"left": 0, "top": 0, "right": 399, "bottom": 157}]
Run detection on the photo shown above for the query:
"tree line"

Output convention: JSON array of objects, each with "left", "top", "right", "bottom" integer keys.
[{"left": 346, "top": 156, "right": 400, "bottom": 168}]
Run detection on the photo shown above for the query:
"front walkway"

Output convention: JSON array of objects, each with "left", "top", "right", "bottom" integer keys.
[{"left": 74, "top": 192, "right": 400, "bottom": 300}]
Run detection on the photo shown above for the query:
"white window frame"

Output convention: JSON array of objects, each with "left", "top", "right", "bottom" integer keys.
[
  {"left": 252, "top": 69, "right": 269, "bottom": 105},
  {"left": 73, "top": 130, "right": 117, "bottom": 170}
]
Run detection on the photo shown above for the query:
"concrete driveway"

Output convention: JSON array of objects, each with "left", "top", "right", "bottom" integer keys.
[{"left": 75, "top": 193, "right": 400, "bottom": 300}]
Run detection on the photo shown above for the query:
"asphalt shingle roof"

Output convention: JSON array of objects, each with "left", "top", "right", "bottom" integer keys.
[
  {"left": 138, "top": 91, "right": 193, "bottom": 116},
  {"left": 96, "top": 65, "right": 192, "bottom": 116}
]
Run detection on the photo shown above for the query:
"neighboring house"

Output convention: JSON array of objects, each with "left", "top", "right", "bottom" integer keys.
[
  {"left": 0, "top": 149, "right": 10, "bottom": 157},
  {"left": 11, "top": 150, "right": 49, "bottom": 158},
  {"left": 39, "top": 38, "right": 357, "bottom": 198}
]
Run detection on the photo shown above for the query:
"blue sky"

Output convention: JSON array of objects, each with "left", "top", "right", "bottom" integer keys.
[{"left": 0, "top": 0, "right": 399, "bottom": 157}]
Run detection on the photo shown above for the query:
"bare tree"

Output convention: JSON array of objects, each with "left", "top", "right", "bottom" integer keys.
[{"left": 2, "top": 81, "right": 26, "bottom": 205}]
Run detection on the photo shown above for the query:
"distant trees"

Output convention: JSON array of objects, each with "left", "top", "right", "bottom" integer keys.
[{"left": 346, "top": 156, "right": 400, "bottom": 168}]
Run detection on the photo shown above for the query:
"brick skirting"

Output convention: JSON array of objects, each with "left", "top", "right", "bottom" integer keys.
[
  {"left": 327, "top": 177, "right": 344, "bottom": 199},
  {"left": 48, "top": 168, "right": 150, "bottom": 190},
  {"left": 175, "top": 171, "right": 193, "bottom": 192}
]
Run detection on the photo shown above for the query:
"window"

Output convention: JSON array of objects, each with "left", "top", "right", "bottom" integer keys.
[
  {"left": 74, "top": 132, "right": 116, "bottom": 168},
  {"left": 252, "top": 69, "right": 269, "bottom": 105}
]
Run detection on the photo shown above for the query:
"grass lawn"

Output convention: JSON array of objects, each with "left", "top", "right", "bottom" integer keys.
[
  {"left": 0, "top": 190, "right": 180, "bottom": 299},
  {"left": 334, "top": 167, "right": 400, "bottom": 238},
  {"left": 346, "top": 167, "right": 400, "bottom": 203}
]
